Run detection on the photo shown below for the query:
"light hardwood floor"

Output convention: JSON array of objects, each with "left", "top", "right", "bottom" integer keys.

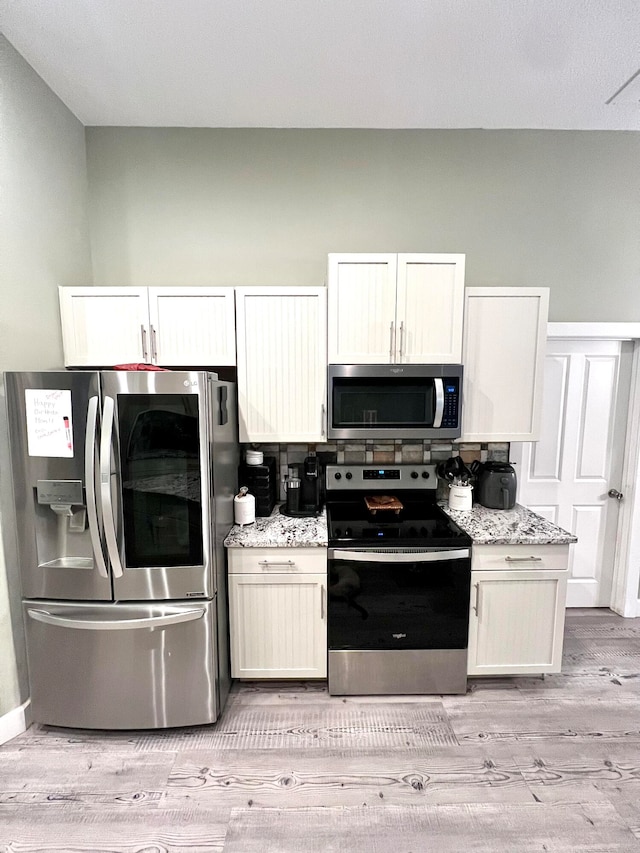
[{"left": 1, "top": 608, "right": 640, "bottom": 852}]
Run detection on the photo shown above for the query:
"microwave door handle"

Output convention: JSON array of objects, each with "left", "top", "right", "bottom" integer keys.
[
  {"left": 433, "top": 378, "right": 444, "bottom": 428},
  {"left": 85, "top": 396, "right": 108, "bottom": 579},
  {"left": 99, "top": 396, "right": 124, "bottom": 579}
]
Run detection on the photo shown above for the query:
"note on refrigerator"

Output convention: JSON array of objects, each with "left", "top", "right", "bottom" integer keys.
[{"left": 25, "top": 389, "right": 74, "bottom": 457}]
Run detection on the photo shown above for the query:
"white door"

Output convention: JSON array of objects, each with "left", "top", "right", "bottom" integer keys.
[{"left": 512, "top": 339, "right": 632, "bottom": 607}]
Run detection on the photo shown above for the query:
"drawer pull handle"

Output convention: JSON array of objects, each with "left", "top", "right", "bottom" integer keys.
[
  {"left": 258, "top": 560, "right": 297, "bottom": 570},
  {"left": 504, "top": 556, "right": 543, "bottom": 562}
]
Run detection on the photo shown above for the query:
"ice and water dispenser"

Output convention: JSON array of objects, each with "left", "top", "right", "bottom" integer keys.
[{"left": 34, "top": 478, "right": 92, "bottom": 569}]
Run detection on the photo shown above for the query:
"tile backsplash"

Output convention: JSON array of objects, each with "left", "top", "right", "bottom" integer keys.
[{"left": 240, "top": 440, "right": 510, "bottom": 501}]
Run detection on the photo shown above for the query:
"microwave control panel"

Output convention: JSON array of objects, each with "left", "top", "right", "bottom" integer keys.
[{"left": 442, "top": 380, "right": 460, "bottom": 429}]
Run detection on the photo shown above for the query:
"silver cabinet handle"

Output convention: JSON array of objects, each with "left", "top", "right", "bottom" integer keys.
[
  {"left": 258, "top": 560, "right": 297, "bottom": 570},
  {"left": 150, "top": 324, "right": 158, "bottom": 363},
  {"left": 504, "top": 556, "right": 543, "bottom": 562},
  {"left": 389, "top": 321, "right": 396, "bottom": 362},
  {"left": 473, "top": 583, "right": 482, "bottom": 619},
  {"left": 27, "top": 607, "right": 205, "bottom": 631},
  {"left": 85, "top": 396, "right": 108, "bottom": 579},
  {"left": 321, "top": 403, "right": 326, "bottom": 437},
  {"left": 320, "top": 583, "right": 326, "bottom": 620},
  {"left": 99, "top": 396, "right": 124, "bottom": 578},
  {"left": 140, "top": 325, "right": 149, "bottom": 361},
  {"left": 398, "top": 321, "right": 405, "bottom": 359}
]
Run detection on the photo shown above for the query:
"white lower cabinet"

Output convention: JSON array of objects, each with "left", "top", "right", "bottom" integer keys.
[
  {"left": 227, "top": 548, "right": 327, "bottom": 679},
  {"left": 467, "top": 544, "right": 569, "bottom": 676}
]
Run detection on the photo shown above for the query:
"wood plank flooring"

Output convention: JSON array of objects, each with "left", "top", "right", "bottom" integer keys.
[{"left": 1, "top": 608, "right": 640, "bottom": 852}]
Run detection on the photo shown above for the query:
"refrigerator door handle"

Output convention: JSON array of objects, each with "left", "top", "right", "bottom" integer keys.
[
  {"left": 99, "top": 396, "right": 124, "bottom": 578},
  {"left": 27, "top": 607, "right": 206, "bottom": 631},
  {"left": 218, "top": 384, "right": 228, "bottom": 425},
  {"left": 85, "top": 396, "right": 108, "bottom": 579}
]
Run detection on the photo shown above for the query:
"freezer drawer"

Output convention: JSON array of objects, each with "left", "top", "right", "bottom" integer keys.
[{"left": 23, "top": 599, "right": 220, "bottom": 729}]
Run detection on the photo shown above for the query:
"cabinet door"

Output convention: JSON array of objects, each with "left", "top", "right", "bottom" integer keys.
[
  {"left": 235, "top": 287, "right": 327, "bottom": 443},
  {"left": 148, "top": 287, "right": 236, "bottom": 366},
  {"left": 396, "top": 254, "right": 465, "bottom": 363},
  {"left": 59, "top": 287, "right": 149, "bottom": 367},
  {"left": 229, "top": 573, "right": 327, "bottom": 678},
  {"left": 327, "top": 254, "right": 398, "bottom": 363},
  {"left": 467, "top": 569, "right": 567, "bottom": 676},
  {"left": 461, "top": 287, "right": 549, "bottom": 442}
]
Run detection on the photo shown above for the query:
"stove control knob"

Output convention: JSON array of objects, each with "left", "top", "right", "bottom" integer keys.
[
  {"left": 411, "top": 471, "right": 419, "bottom": 479},
  {"left": 334, "top": 472, "right": 342, "bottom": 480},
  {"left": 421, "top": 471, "right": 430, "bottom": 479},
  {"left": 346, "top": 472, "right": 353, "bottom": 480}
]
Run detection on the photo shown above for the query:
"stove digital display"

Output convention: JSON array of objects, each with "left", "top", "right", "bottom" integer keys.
[
  {"left": 363, "top": 469, "right": 400, "bottom": 480},
  {"left": 364, "top": 527, "right": 399, "bottom": 538}
]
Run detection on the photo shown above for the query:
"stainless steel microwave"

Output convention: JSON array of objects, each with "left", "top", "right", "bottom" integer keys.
[{"left": 328, "top": 364, "right": 463, "bottom": 440}]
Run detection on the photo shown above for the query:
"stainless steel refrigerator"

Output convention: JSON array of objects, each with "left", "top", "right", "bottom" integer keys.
[{"left": 4, "top": 370, "right": 238, "bottom": 729}]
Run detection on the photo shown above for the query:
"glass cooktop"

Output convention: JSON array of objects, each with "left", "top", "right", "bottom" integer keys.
[{"left": 326, "top": 499, "right": 472, "bottom": 548}]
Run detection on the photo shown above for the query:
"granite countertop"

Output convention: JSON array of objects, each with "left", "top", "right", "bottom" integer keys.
[
  {"left": 224, "top": 504, "right": 328, "bottom": 548},
  {"left": 441, "top": 502, "right": 577, "bottom": 545}
]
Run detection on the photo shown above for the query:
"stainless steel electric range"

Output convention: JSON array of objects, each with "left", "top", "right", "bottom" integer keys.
[{"left": 325, "top": 464, "right": 472, "bottom": 695}]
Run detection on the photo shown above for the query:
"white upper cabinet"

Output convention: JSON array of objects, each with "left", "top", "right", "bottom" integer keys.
[
  {"left": 235, "top": 287, "right": 327, "bottom": 443},
  {"left": 147, "top": 287, "right": 236, "bottom": 366},
  {"left": 59, "top": 286, "right": 236, "bottom": 367},
  {"left": 327, "top": 253, "right": 465, "bottom": 364},
  {"left": 461, "top": 287, "right": 549, "bottom": 442},
  {"left": 59, "top": 287, "right": 149, "bottom": 367}
]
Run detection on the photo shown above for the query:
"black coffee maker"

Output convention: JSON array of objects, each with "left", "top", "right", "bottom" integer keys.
[{"left": 282, "top": 455, "right": 323, "bottom": 517}]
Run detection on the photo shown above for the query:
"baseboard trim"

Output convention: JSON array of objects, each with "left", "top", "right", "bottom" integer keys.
[{"left": 0, "top": 699, "right": 31, "bottom": 745}]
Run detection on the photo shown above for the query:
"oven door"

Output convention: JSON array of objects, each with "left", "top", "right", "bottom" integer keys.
[{"left": 328, "top": 547, "right": 471, "bottom": 651}]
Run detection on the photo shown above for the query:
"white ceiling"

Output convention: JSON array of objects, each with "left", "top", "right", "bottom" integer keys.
[{"left": 2, "top": 0, "right": 639, "bottom": 129}]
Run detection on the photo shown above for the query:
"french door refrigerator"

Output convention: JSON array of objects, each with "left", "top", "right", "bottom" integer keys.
[{"left": 4, "top": 370, "right": 238, "bottom": 729}]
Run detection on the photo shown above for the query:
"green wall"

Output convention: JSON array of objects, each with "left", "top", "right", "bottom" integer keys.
[
  {"left": 86, "top": 128, "right": 640, "bottom": 321},
  {"left": 0, "top": 36, "right": 93, "bottom": 718}
]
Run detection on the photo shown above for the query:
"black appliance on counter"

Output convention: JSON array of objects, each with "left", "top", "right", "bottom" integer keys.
[
  {"left": 472, "top": 461, "right": 517, "bottom": 510},
  {"left": 281, "top": 455, "right": 324, "bottom": 518},
  {"left": 325, "top": 464, "right": 472, "bottom": 696},
  {"left": 238, "top": 456, "right": 278, "bottom": 517}
]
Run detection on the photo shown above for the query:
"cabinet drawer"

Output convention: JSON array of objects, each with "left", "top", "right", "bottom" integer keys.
[
  {"left": 472, "top": 544, "right": 569, "bottom": 571},
  {"left": 227, "top": 547, "right": 327, "bottom": 575}
]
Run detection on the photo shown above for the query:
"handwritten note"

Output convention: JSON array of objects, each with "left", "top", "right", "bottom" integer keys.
[{"left": 25, "top": 389, "right": 74, "bottom": 458}]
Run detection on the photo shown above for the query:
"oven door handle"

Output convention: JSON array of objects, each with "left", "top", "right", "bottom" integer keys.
[{"left": 328, "top": 548, "right": 470, "bottom": 562}]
